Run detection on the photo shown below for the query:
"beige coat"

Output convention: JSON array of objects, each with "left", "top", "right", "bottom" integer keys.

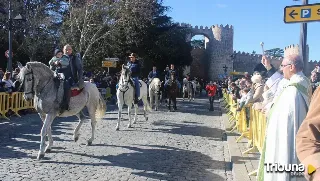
[
  {"left": 296, "top": 86, "right": 320, "bottom": 178},
  {"left": 250, "top": 83, "right": 264, "bottom": 103}
]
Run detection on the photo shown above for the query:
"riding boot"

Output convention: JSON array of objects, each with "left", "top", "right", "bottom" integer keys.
[{"left": 132, "top": 85, "right": 138, "bottom": 104}]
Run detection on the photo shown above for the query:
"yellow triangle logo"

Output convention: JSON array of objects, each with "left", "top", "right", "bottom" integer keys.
[{"left": 308, "top": 165, "right": 316, "bottom": 175}]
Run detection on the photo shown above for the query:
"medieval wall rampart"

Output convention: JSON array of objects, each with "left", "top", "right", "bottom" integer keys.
[
  {"left": 180, "top": 22, "right": 318, "bottom": 79},
  {"left": 232, "top": 52, "right": 282, "bottom": 74}
]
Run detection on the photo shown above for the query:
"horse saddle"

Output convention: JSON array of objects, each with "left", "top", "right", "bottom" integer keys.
[{"left": 53, "top": 72, "right": 83, "bottom": 98}]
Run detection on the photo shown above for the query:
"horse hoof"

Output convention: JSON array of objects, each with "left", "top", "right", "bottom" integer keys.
[
  {"left": 74, "top": 137, "right": 79, "bottom": 142},
  {"left": 87, "top": 141, "right": 92, "bottom": 146},
  {"left": 37, "top": 154, "right": 45, "bottom": 160},
  {"left": 145, "top": 117, "right": 148, "bottom": 121},
  {"left": 115, "top": 127, "right": 120, "bottom": 131},
  {"left": 127, "top": 125, "right": 132, "bottom": 128},
  {"left": 45, "top": 149, "right": 51, "bottom": 153}
]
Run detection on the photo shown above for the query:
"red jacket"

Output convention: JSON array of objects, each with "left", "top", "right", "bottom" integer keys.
[{"left": 206, "top": 84, "right": 217, "bottom": 97}]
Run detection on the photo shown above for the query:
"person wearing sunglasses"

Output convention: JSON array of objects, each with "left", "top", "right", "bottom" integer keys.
[{"left": 258, "top": 54, "right": 312, "bottom": 181}]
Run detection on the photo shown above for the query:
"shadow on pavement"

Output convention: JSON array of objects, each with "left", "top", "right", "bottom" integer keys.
[
  {"left": 150, "top": 120, "right": 224, "bottom": 140},
  {"left": 43, "top": 144, "right": 227, "bottom": 181},
  {"left": 0, "top": 114, "right": 78, "bottom": 159}
]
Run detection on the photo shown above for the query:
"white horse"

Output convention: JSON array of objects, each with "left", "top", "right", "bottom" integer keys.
[
  {"left": 149, "top": 78, "right": 162, "bottom": 111},
  {"left": 182, "top": 78, "right": 195, "bottom": 101},
  {"left": 17, "top": 62, "right": 106, "bottom": 160},
  {"left": 116, "top": 65, "right": 151, "bottom": 130}
]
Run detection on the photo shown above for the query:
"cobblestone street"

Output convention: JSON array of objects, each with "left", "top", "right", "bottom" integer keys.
[{"left": 0, "top": 97, "right": 233, "bottom": 181}]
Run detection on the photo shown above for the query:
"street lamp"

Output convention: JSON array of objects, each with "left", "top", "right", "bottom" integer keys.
[{"left": 8, "top": 1, "right": 25, "bottom": 76}]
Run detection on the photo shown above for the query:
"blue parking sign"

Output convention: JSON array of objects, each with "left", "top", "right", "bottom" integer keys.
[{"left": 301, "top": 9, "right": 311, "bottom": 18}]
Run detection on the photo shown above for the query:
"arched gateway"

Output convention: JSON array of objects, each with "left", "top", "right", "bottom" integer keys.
[{"left": 177, "top": 23, "right": 234, "bottom": 80}]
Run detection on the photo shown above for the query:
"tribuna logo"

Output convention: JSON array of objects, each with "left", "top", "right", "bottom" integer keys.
[{"left": 265, "top": 163, "right": 304, "bottom": 176}]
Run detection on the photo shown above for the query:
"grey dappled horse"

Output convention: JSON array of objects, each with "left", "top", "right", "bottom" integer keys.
[
  {"left": 116, "top": 65, "right": 151, "bottom": 130},
  {"left": 148, "top": 78, "right": 162, "bottom": 111},
  {"left": 17, "top": 62, "right": 106, "bottom": 160},
  {"left": 182, "top": 78, "right": 195, "bottom": 101}
]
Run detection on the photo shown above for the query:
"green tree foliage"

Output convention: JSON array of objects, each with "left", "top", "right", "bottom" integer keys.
[
  {"left": 265, "top": 48, "right": 284, "bottom": 57},
  {"left": 0, "top": 0, "right": 192, "bottom": 78},
  {"left": 191, "top": 39, "right": 205, "bottom": 49}
]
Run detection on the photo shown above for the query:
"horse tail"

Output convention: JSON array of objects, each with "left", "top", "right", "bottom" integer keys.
[{"left": 95, "top": 93, "right": 107, "bottom": 120}]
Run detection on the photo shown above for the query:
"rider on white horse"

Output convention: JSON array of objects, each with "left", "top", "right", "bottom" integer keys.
[
  {"left": 164, "top": 64, "right": 181, "bottom": 89},
  {"left": 49, "top": 44, "right": 84, "bottom": 112},
  {"left": 127, "top": 53, "right": 141, "bottom": 104},
  {"left": 148, "top": 65, "right": 160, "bottom": 84}
]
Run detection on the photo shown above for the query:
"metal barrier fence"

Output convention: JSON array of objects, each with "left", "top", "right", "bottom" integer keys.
[
  {"left": 0, "top": 92, "right": 34, "bottom": 120},
  {"left": 222, "top": 92, "right": 267, "bottom": 176}
]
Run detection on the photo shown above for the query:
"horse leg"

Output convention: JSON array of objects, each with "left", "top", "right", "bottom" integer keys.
[
  {"left": 87, "top": 107, "right": 97, "bottom": 146},
  {"left": 142, "top": 96, "right": 149, "bottom": 121},
  {"left": 155, "top": 93, "right": 158, "bottom": 111},
  {"left": 73, "top": 112, "right": 85, "bottom": 142},
  {"left": 116, "top": 103, "right": 122, "bottom": 131},
  {"left": 45, "top": 126, "right": 53, "bottom": 153},
  {"left": 37, "top": 114, "right": 55, "bottom": 160},
  {"left": 150, "top": 92, "right": 154, "bottom": 110},
  {"left": 127, "top": 103, "right": 133, "bottom": 128},
  {"left": 133, "top": 102, "right": 139, "bottom": 124},
  {"left": 193, "top": 89, "right": 195, "bottom": 101},
  {"left": 173, "top": 96, "right": 177, "bottom": 110},
  {"left": 182, "top": 91, "right": 185, "bottom": 101},
  {"left": 168, "top": 98, "right": 172, "bottom": 112},
  {"left": 38, "top": 113, "right": 53, "bottom": 153}
]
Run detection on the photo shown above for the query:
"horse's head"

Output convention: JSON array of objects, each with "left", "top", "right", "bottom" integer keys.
[
  {"left": 17, "top": 62, "right": 35, "bottom": 101},
  {"left": 183, "top": 78, "right": 188, "bottom": 85},
  {"left": 151, "top": 78, "right": 161, "bottom": 94},
  {"left": 119, "top": 64, "right": 131, "bottom": 90},
  {"left": 170, "top": 71, "right": 176, "bottom": 81}
]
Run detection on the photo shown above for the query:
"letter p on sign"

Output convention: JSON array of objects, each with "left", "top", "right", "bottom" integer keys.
[{"left": 301, "top": 9, "right": 311, "bottom": 18}]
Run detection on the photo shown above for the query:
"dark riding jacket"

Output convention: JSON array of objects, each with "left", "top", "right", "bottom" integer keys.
[
  {"left": 148, "top": 70, "right": 160, "bottom": 79},
  {"left": 127, "top": 61, "right": 140, "bottom": 77},
  {"left": 166, "top": 69, "right": 178, "bottom": 80}
]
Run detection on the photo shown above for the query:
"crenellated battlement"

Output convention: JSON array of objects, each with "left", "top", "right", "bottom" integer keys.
[
  {"left": 212, "top": 24, "right": 234, "bottom": 30},
  {"left": 309, "top": 60, "right": 320, "bottom": 63},
  {"left": 284, "top": 44, "right": 300, "bottom": 50},
  {"left": 233, "top": 51, "right": 283, "bottom": 61},
  {"left": 176, "top": 23, "right": 233, "bottom": 30}
]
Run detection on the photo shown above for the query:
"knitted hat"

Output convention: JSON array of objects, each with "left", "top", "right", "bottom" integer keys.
[{"left": 54, "top": 49, "right": 62, "bottom": 56}]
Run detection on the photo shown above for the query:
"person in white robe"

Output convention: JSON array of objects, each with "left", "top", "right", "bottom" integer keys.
[{"left": 257, "top": 55, "right": 312, "bottom": 181}]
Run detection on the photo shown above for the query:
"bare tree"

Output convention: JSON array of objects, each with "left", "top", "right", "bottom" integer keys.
[{"left": 60, "top": 0, "right": 155, "bottom": 65}]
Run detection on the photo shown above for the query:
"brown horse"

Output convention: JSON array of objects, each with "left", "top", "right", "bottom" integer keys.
[{"left": 165, "top": 72, "right": 178, "bottom": 111}]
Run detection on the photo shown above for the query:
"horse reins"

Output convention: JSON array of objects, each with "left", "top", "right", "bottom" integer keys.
[{"left": 21, "top": 69, "right": 52, "bottom": 96}]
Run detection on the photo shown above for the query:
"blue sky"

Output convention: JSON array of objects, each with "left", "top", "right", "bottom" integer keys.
[{"left": 162, "top": 0, "right": 320, "bottom": 61}]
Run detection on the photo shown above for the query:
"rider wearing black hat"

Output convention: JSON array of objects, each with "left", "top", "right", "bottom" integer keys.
[{"left": 126, "top": 53, "right": 141, "bottom": 104}]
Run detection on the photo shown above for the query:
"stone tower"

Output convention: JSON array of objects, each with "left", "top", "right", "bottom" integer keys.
[{"left": 180, "top": 23, "right": 234, "bottom": 80}]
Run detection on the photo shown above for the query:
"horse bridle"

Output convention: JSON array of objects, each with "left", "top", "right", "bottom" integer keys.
[
  {"left": 20, "top": 68, "right": 52, "bottom": 96},
  {"left": 20, "top": 69, "right": 35, "bottom": 95},
  {"left": 119, "top": 71, "right": 130, "bottom": 92}
]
